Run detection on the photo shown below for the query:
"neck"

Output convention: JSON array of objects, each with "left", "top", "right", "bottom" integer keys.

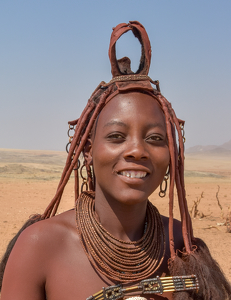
[{"left": 94, "top": 189, "right": 148, "bottom": 242}]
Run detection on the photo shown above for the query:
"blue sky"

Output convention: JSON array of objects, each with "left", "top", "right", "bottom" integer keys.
[{"left": 1, "top": 1, "right": 231, "bottom": 151}]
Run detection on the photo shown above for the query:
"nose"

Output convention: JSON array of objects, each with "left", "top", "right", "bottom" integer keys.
[{"left": 123, "top": 140, "right": 149, "bottom": 161}]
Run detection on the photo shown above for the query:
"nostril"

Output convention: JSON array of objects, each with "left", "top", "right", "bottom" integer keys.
[{"left": 123, "top": 146, "right": 149, "bottom": 160}]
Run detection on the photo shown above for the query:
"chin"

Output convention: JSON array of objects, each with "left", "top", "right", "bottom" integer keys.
[{"left": 109, "top": 189, "right": 152, "bottom": 206}]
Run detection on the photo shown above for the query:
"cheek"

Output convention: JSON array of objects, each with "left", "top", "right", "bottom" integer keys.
[
  {"left": 92, "top": 144, "right": 118, "bottom": 171},
  {"left": 162, "top": 148, "right": 170, "bottom": 167},
  {"left": 154, "top": 147, "right": 170, "bottom": 175}
]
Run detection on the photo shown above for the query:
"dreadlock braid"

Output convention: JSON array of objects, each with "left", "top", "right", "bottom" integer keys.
[
  {"left": 171, "top": 103, "right": 195, "bottom": 251},
  {"left": 151, "top": 93, "right": 177, "bottom": 258},
  {"left": 42, "top": 84, "right": 115, "bottom": 219}
]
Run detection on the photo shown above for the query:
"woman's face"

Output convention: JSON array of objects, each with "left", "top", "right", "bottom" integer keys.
[{"left": 90, "top": 92, "right": 170, "bottom": 205}]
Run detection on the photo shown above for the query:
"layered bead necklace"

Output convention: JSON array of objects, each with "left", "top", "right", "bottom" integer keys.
[{"left": 75, "top": 191, "right": 165, "bottom": 283}]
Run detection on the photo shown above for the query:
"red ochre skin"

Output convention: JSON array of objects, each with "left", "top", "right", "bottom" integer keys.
[{"left": 1, "top": 93, "right": 184, "bottom": 300}]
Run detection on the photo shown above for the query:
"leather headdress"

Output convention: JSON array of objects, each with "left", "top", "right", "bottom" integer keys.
[{"left": 101, "top": 21, "right": 161, "bottom": 104}]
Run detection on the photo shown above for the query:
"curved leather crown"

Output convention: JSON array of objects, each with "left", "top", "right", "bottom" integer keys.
[
  {"left": 105, "top": 21, "right": 160, "bottom": 96},
  {"left": 109, "top": 21, "right": 151, "bottom": 77}
]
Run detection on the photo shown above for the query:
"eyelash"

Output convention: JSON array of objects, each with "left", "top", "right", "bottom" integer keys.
[
  {"left": 107, "top": 133, "right": 125, "bottom": 140},
  {"left": 146, "top": 135, "right": 163, "bottom": 142},
  {"left": 107, "top": 133, "right": 164, "bottom": 143}
]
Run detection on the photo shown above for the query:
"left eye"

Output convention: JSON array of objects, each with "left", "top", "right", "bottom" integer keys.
[{"left": 146, "top": 135, "right": 163, "bottom": 142}]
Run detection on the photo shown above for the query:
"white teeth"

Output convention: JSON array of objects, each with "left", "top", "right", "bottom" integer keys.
[{"left": 120, "top": 171, "right": 147, "bottom": 178}]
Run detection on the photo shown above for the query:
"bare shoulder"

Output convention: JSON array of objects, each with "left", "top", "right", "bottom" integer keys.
[
  {"left": 15, "top": 209, "right": 77, "bottom": 251},
  {"left": 1, "top": 209, "right": 79, "bottom": 299}
]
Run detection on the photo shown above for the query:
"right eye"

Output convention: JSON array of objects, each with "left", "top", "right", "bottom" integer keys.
[{"left": 107, "top": 133, "right": 125, "bottom": 142}]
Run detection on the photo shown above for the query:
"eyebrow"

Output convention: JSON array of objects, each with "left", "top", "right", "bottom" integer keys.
[
  {"left": 145, "top": 122, "right": 166, "bottom": 131},
  {"left": 103, "top": 120, "right": 166, "bottom": 130},
  {"left": 103, "top": 120, "right": 128, "bottom": 128}
]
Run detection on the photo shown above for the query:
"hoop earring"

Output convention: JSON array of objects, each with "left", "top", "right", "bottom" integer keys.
[
  {"left": 159, "top": 168, "right": 170, "bottom": 198},
  {"left": 80, "top": 162, "right": 89, "bottom": 193}
]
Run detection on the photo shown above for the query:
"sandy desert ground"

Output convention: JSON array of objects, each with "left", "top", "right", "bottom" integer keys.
[{"left": 0, "top": 148, "right": 231, "bottom": 282}]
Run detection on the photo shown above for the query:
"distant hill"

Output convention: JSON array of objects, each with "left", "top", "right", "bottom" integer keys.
[
  {"left": 221, "top": 139, "right": 231, "bottom": 150},
  {"left": 186, "top": 140, "right": 231, "bottom": 156}
]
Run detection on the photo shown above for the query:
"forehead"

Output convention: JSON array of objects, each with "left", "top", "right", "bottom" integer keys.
[{"left": 96, "top": 92, "right": 165, "bottom": 128}]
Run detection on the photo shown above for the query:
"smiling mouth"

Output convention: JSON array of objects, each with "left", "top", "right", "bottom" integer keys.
[{"left": 118, "top": 171, "right": 147, "bottom": 179}]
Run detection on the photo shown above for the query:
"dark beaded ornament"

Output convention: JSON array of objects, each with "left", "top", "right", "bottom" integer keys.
[{"left": 75, "top": 191, "right": 166, "bottom": 283}]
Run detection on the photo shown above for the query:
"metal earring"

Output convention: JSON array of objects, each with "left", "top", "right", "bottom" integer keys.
[
  {"left": 159, "top": 168, "right": 170, "bottom": 198},
  {"left": 80, "top": 161, "right": 89, "bottom": 193}
]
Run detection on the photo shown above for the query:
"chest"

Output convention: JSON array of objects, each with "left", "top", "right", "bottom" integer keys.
[{"left": 44, "top": 240, "right": 172, "bottom": 300}]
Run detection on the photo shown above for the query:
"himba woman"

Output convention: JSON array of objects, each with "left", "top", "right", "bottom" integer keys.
[{"left": 1, "top": 21, "right": 231, "bottom": 300}]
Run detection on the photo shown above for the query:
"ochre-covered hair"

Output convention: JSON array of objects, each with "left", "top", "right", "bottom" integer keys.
[{"left": 1, "top": 21, "right": 231, "bottom": 299}]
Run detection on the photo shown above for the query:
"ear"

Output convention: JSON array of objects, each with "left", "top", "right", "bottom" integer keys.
[{"left": 83, "top": 138, "right": 93, "bottom": 166}]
